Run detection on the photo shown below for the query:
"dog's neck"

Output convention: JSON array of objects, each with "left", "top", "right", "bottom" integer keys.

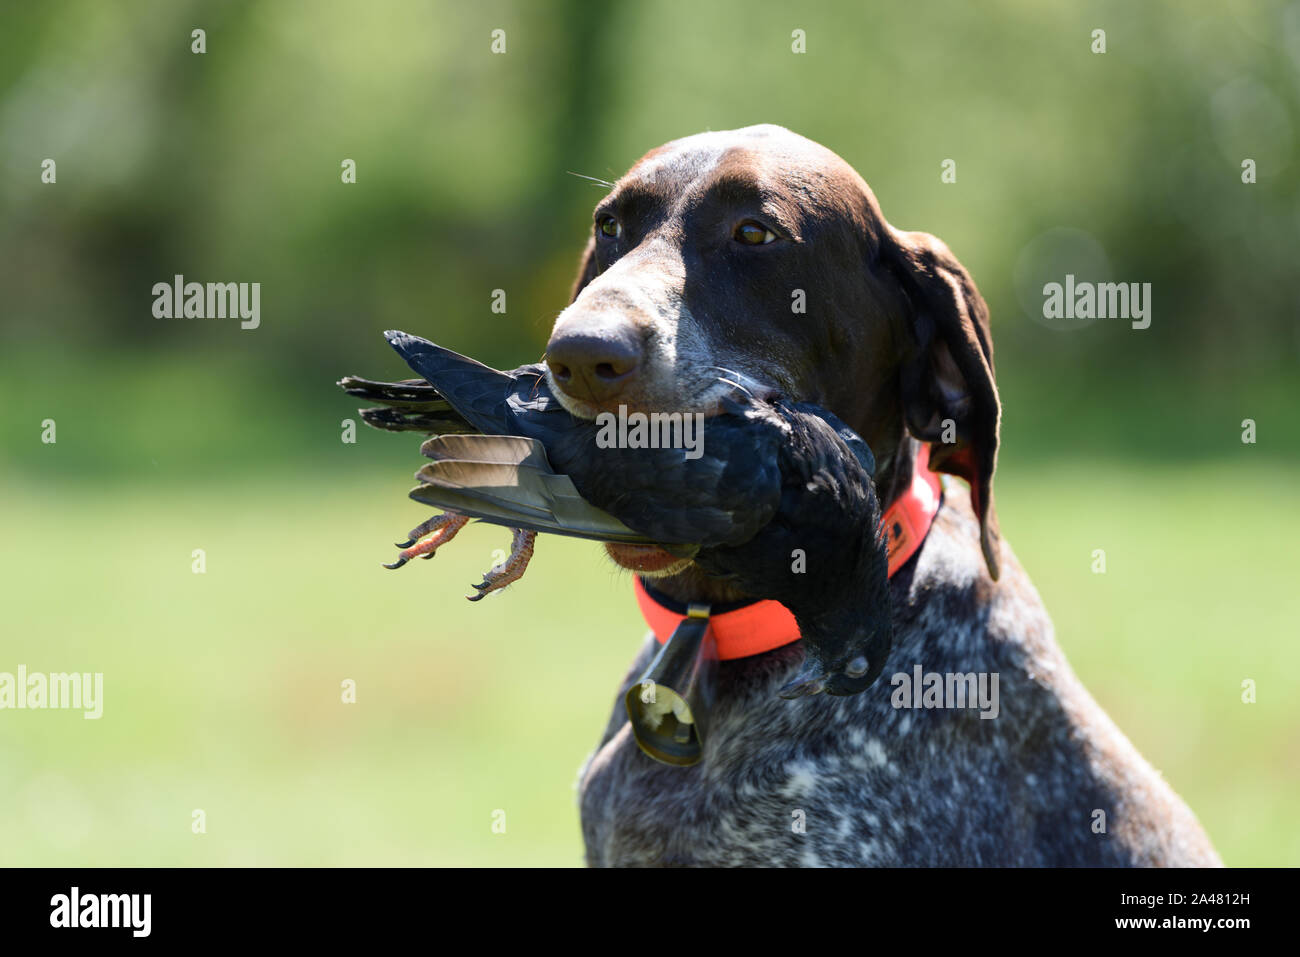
[{"left": 644, "top": 430, "right": 920, "bottom": 606}]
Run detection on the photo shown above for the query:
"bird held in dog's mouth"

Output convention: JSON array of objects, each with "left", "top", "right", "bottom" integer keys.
[{"left": 339, "top": 330, "right": 894, "bottom": 698}]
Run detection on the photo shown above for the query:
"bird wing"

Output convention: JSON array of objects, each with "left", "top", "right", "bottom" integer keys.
[
  {"left": 383, "top": 330, "right": 536, "bottom": 436},
  {"left": 410, "top": 434, "right": 674, "bottom": 546}
]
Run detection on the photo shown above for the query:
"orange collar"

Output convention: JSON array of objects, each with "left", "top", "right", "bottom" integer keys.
[{"left": 634, "top": 445, "right": 942, "bottom": 661}]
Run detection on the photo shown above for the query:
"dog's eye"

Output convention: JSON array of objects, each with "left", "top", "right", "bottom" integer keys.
[
  {"left": 597, "top": 215, "right": 622, "bottom": 239},
  {"left": 734, "top": 221, "right": 777, "bottom": 246}
]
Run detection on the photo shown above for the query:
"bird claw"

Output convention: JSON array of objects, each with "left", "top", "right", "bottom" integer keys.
[
  {"left": 382, "top": 512, "right": 469, "bottom": 570},
  {"left": 381, "top": 510, "right": 537, "bottom": 603},
  {"left": 465, "top": 528, "right": 536, "bottom": 601}
]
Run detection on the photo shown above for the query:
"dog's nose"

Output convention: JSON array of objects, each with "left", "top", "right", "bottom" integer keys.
[{"left": 545, "top": 319, "right": 643, "bottom": 406}]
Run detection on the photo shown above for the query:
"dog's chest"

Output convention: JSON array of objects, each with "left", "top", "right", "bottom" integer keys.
[{"left": 578, "top": 686, "right": 912, "bottom": 867}]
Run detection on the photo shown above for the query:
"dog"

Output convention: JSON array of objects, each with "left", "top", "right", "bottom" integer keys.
[{"left": 542, "top": 125, "right": 1220, "bottom": 867}]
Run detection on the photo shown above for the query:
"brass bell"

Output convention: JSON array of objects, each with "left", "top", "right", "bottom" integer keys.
[{"left": 625, "top": 604, "right": 717, "bottom": 767}]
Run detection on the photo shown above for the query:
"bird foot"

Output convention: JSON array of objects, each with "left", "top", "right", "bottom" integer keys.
[
  {"left": 383, "top": 512, "right": 470, "bottom": 569},
  {"left": 467, "top": 528, "right": 536, "bottom": 601}
]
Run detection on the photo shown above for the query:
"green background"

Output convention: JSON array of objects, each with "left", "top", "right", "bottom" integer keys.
[{"left": 1, "top": 0, "right": 1297, "bottom": 865}]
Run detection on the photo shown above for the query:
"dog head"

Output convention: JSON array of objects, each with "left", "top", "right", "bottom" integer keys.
[{"left": 547, "top": 125, "right": 1000, "bottom": 585}]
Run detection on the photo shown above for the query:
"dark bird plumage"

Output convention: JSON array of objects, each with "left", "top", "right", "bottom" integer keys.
[
  {"left": 340, "top": 331, "right": 893, "bottom": 697},
  {"left": 341, "top": 332, "right": 651, "bottom": 543}
]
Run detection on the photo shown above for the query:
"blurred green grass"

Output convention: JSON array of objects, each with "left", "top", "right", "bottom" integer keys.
[{"left": 1, "top": 459, "right": 1296, "bottom": 866}]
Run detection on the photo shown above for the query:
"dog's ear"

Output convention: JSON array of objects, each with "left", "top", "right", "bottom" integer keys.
[
  {"left": 887, "top": 229, "right": 1002, "bottom": 580},
  {"left": 569, "top": 236, "right": 599, "bottom": 304}
]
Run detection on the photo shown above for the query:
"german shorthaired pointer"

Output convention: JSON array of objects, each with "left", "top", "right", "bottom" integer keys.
[{"left": 545, "top": 125, "right": 1220, "bottom": 867}]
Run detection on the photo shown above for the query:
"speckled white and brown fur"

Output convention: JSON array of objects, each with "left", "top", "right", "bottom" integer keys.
[{"left": 578, "top": 484, "right": 1220, "bottom": 867}]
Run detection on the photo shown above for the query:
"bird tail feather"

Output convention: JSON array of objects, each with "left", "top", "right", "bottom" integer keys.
[{"left": 337, "top": 375, "right": 477, "bottom": 435}]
